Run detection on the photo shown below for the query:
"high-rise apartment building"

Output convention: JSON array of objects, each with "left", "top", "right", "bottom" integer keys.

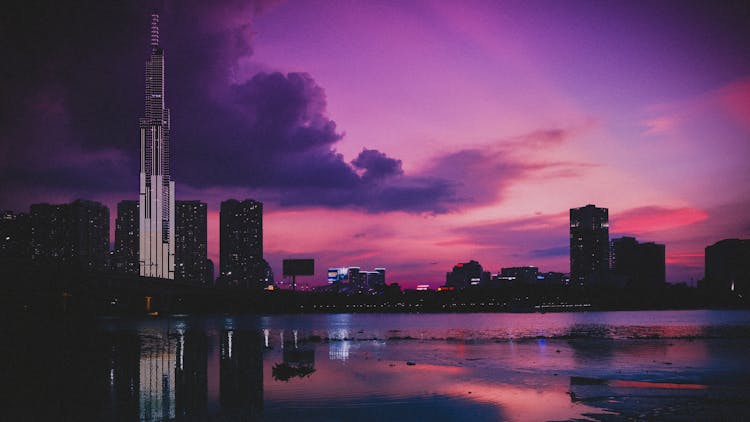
[
  {"left": 705, "top": 239, "right": 750, "bottom": 293},
  {"left": 570, "top": 204, "right": 609, "bottom": 286},
  {"left": 610, "top": 236, "right": 665, "bottom": 288},
  {"left": 139, "top": 13, "right": 175, "bottom": 279},
  {"left": 220, "top": 199, "right": 263, "bottom": 288},
  {"left": 0, "top": 210, "right": 30, "bottom": 267},
  {"left": 175, "top": 200, "right": 208, "bottom": 285},
  {"left": 114, "top": 200, "right": 139, "bottom": 274},
  {"left": 29, "top": 200, "right": 109, "bottom": 271}
]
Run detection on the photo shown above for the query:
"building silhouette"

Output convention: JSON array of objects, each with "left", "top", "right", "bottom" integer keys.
[
  {"left": 500, "top": 266, "right": 539, "bottom": 284},
  {"left": 446, "top": 260, "right": 489, "bottom": 289},
  {"left": 29, "top": 200, "right": 109, "bottom": 271},
  {"left": 705, "top": 239, "right": 750, "bottom": 293},
  {"left": 0, "top": 210, "right": 30, "bottom": 268},
  {"left": 570, "top": 204, "right": 609, "bottom": 286},
  {"left": 610, "top": 236, "right": 665, "bottom": 288},
  {"left": 175, "top": 200, "right": 209, "bottom": 285},
  {"left": 220, "top": 199, "right": 264, "bottom": 288},
  {"left": 114, "top": 200, "right": 139, "bottom": 274},
  {"left": 139, "top": 13, "right": 175, "bottom": 279}
]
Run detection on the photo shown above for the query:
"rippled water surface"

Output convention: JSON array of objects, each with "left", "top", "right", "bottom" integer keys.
[{"left": 4, "top": 310, "right": 750, "bottom": 420}]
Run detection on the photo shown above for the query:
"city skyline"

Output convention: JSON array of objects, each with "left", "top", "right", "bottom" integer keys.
[{"left": 1, "top": 2, "right": 750, "bottom": 287}]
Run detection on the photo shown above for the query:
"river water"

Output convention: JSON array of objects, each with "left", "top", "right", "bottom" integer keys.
[{"left": 4, "top": 310, "right": 750, "bottom": 420}]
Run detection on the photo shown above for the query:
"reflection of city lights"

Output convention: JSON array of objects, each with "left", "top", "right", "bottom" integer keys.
[
  {"left": 228, "top": 331, "right": 233, "bottom": 359},
  {"left": 329, "top": 341, "right": 351, "bottom": 361},
  {"left": 224, "top": 317, "right": 234, "bottom": 330},
  {"left": 264, "top": 329, "right": 270, "bottom": 348},
  {"left": 179, "top": 333, "right": 184, "bottom": 370},
  {"left": 139, "top": 330, "right": 175, "bottom": 421},
  {"left": 280, "top": 330, "right": 284, "bottom": 350},
  {"left": 537, "top": 338, "right": 546, "bottom": 349},
  {"left": 293, "top": 330, "right": 298, "bottom": 349},
  {"left": 109, "top": 368, "right": 115, "bottom": 387}
]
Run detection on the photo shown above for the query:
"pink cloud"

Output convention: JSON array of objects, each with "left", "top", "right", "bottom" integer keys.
[
  {"left": 613, "top": 206, "right": 708, "bottom": 235},
  {"left": 716, "top": 76, "right": 750, "bottom": 131},
  {"left": 642, "top": 116, "right": 678, "bottom": 135},
  {"left": 643, "top": 75, "right": 750, "bottom": 136}
]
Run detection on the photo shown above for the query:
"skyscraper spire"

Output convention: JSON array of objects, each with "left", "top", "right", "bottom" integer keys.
[
  {"left": 150, "top": 13, "right": 159, "bottom": 49},
  {"left": 140, "top": 11, "right": 175, "bottom": 279}
]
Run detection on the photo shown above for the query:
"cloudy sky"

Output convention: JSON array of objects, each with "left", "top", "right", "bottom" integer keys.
[{"left": 1, "top": 0, "right": 749, "bottom": 287}]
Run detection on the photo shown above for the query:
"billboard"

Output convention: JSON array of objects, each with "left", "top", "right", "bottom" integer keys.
[{"left": 283, "top": 259, "right": 315, "bottom": 276}]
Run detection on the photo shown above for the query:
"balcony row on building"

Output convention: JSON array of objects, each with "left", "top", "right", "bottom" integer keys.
[{"left": 0, "top": 198, "right": 273, "bottom": 289}]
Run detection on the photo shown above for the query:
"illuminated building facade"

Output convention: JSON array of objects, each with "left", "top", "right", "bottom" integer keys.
[
  {"left": 327, "top": 266, "right": 386, "bottom": 291},
  {"left": 139, "top": 13, "right": 175, "bottom": 279}
]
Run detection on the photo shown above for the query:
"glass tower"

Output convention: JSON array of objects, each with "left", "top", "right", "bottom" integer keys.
[{"left": 139, "top": 13, "right": 175, "bottom": 278}]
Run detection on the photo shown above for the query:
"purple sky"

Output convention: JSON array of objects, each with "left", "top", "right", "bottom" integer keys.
[{"left": 1, "top": 1, "right": 749, "bottom": 287}]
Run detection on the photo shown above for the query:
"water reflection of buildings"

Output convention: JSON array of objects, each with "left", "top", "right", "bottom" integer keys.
[
  {"left": 273, "top": 331, "right": 316, "bottom": 381},
  {"left": 139, "top": 329, "right": 176, "bottom": 421},
  {"left": 329, "top": 340, "right": 352, "bottom": 361},
  {"left": 100, "top": 325, "right": 263, "bottom": 420},
  {"left": 175, "top": 329, "right": 208, "bottom": 419},
  {"left": 104, "top": 331, "right": 140, "bottom": 421},
  {"left": 220, "top": 329, "right": 264, "bottom": 419}
]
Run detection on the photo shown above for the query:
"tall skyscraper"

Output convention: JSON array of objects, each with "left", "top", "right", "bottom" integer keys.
[
  {"left": 570, "top": 204, "right": 609, "bottom": 286},
  {"left": 220, "top": 199, "right": 263, "bottom": 288},
  {"left": 139, "top": 13, "right": 175, "bottom": 279},
  {"left": 114, "top": 200, "right": 139, "bottom": 274},
  {"left": 175, "top": 200, "right": 208, "bottom": 285}
]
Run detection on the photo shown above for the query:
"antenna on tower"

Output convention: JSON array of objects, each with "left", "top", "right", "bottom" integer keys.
[{"left": 150, "top": 13, "right": 160, "bottom": 48}]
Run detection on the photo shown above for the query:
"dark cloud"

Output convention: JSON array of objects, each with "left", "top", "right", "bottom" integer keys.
[
  {"left": 352, "top": 149, "right": 403, "bottom": 182},
  {"left": 0, "top": 0, "right": 587, "bottom": 215}
]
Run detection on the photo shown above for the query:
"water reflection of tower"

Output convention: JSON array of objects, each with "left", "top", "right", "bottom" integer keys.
[
  {"left": 220, "top": 329, "right": 263, "bottom": 418},
  {"left": 175, "top": 329, "right": 208, "bottom": 419},
  {"left": 104, "top": 331, "right": 140, "bottom": 421},
  {"left": 139, "top": 328, "right": 176, "bottom": 421}
]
